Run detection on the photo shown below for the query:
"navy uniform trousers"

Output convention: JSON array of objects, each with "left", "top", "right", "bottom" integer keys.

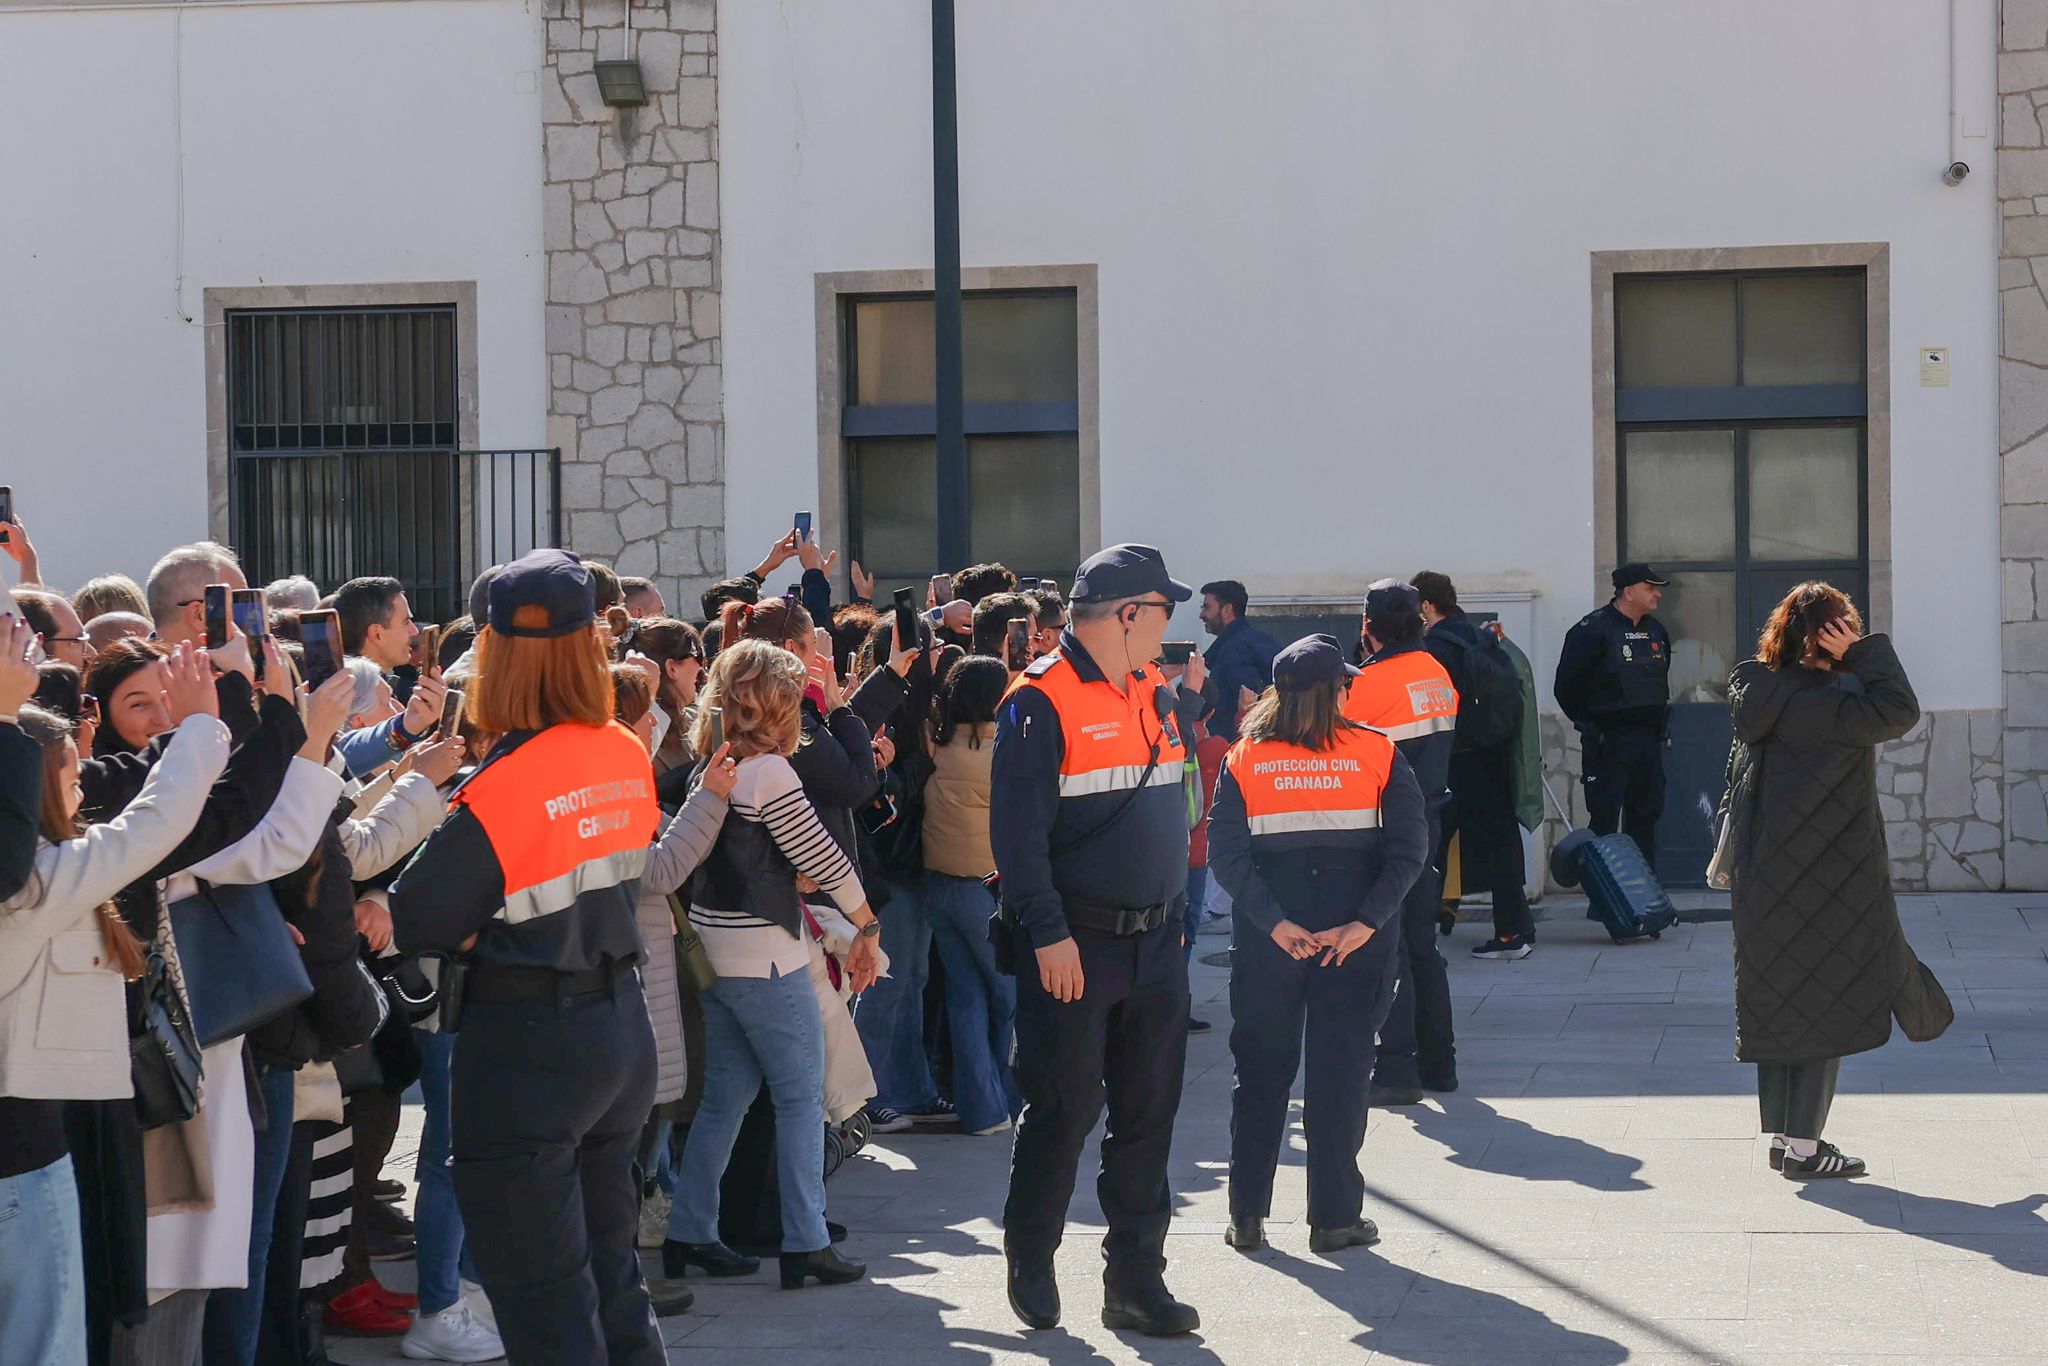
[
  {"left": 451, "top": 975, "right": 664, "bottom": 1366},
  {"left": 1582, "top": 726, "right": 1667, "bottom": 864},
  {"left": 1004, "top": 913, "right": 1189, "bottom": 1292},
  {"left": 1372, "top": 805, "right": 1458, "bottom": 1091},
  {"left": 1228, "top": 915, "right": 1399, "bottom": 1228}
]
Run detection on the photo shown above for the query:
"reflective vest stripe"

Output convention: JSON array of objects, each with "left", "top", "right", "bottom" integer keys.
[
  {"left": 1246, "top": 807, "right": 1385, "bottom": 836},
  {"left": 1056, "top": 763, "right": 1186, "bottom": 798},
  {"left": 498, "top": 845, "right": 649, "bottom": 926},
  {"left": 1377, "top": 713, "right": 1457, "bottom": 742}
]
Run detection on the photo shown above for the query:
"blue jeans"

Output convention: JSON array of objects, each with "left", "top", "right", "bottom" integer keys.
[
  {"left": 923, "top": 874, "right": 1021, "bottom": 1133},
  {"left": 0, "top": 1150, "right": 85, "bottom": 1365},
  {"left": 202, "top": 1063, "right": 295, "bottom": 1366},
  {"left": 670, "top": 967, "right": 829, "bottom": 1253},
  {"left": 415, "top": 1028, "right": 473, "bottom": 1313},
  {"left": 1184, "top": 865, "right": 1209, "bottom": 969},
  {"left": 853, "top": 879, "right": 937, "bottom": 1111}
]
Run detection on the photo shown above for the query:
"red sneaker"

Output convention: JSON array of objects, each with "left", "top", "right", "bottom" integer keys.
[
  {"left": 364, "top": 1280, "right": 418, "bottom": 1312},
  {"left": 323, "top": 1280, "right": 412, "bottom": 1336}
]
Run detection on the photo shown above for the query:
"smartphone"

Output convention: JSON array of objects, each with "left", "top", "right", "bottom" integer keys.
[
  {"left": 0, "top": 485, "right": 12, "bottom": 543},
  {"left": 793, "top": 510, "right": 813, "bottom": 544},
  {"left": 929, "top": 573, "right": 953, "bottom": 604},
  {"left": 202, "top": 584, "right": 232, "bottom": 650},
  {"left": 80, "top": 694, "right": 100, "bottom": 726},
  {"left": 418, "top": 624, "right": 443, "bottom": 671},
  {"left": 1005, "top": 617, "right": 1031, "bottom": 671},
  {"left": 232, "top": 588, "right": 268, "bottom": 680},
  {"left": 1161, "top": 640, "right": 1197, "bottom": 667},
  {"left": 441, "top": 687, "right": 466, "bottom": 740},
  {"left": 300, "top": 609, "right": 343, "bottom": 691},
  {"left": 891, "top": 586, "right": 919, "bottom": 654},
  {"left": 707, "top": 706, "right": 725, "bottom": 754}
]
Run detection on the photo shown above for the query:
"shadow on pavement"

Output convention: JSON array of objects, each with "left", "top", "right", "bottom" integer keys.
[
  {"left": 1403, "top": 1097, "right": 1651, "bottom": 1192},
  {"left": 1795, "top": 1183, "right": 2048, "bottom": 1274}
]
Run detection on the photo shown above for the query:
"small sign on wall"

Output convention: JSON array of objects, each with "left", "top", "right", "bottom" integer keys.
[{"left": 1921, "top": 346, "right": 1951, "bottom": 386}]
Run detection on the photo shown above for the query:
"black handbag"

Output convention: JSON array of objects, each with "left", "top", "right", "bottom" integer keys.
[
  {"left": 128, "top": 938, "right": 203, "bottom": 1131},
  {"left": 168, "top": 880, "right": 313, "bottom": 1048}
]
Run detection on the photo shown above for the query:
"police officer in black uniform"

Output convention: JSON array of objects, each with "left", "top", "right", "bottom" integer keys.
[
  {"left": 990, "top": 544, "right": 1205, "bottom": 1338},
  {"left": 1553, "top": 563, "right": 1673, "bottom": 862}
]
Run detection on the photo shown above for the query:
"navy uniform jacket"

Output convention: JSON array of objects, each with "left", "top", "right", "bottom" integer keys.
[{"left": 1554, "top": 603, "right": 1672, "bottom": 735}]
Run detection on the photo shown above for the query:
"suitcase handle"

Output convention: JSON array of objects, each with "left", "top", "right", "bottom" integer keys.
[{"left": 1539, "top": 773, "right": 1574, "bottom": 825}]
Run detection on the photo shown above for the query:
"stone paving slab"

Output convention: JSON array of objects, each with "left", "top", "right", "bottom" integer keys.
[{"left": 334, "top": 894, "right": 2048, "bottom": 1365}]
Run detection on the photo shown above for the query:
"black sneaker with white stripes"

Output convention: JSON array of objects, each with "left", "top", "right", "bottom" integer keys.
[
  {"left": 1470, "top": 935, "right": 1533, "bottom": 961},
  {"left": 1780, "top": 1142, "right": 1866, "bottom": 1180}
]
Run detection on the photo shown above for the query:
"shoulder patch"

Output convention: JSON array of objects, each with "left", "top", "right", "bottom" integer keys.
[{"left": 1023, "top": 652, "right": 1061, "bottom": 679}]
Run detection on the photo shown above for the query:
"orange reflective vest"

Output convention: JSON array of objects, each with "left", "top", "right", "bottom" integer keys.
[
  {"left": 1224, "top": 725, "right": 1397, "bottom": 838},
  {"left": 1006, "top": 651, "right": 1187, "bottom": 803},
  {"left": 457, "top": 720, "right": 660, "bottom": 927},
  {"left": 1343, "top": 649, "right": 1458, "bottom": 743}
]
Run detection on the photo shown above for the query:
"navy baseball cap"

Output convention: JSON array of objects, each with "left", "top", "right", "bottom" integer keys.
[
  {"left": 1068, "top": 544, "right": 1193, "bottom": 605},
  {"left": 1364, "top": 578, "right": 1422, "bottom": 620},
  {"left": 488, "top": 549, "right": 596, "bottom": 638},
  {"left": 1272, "top": 634, "right": 1362, "bottom": 693},
  {"left": 1612, "top": 563, "right": 1670, "bottom": 592}
]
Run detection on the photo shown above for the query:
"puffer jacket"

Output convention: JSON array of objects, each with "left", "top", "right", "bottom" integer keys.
[
  {"left": 1726, "top": 634, "right": 1922, "bottom": 1063},
  {"left": 921, "top": 722, "right": 995, "bottom": 879},
  {"left": 635, "top": 784, "right": 729, "bottom": 1103}
]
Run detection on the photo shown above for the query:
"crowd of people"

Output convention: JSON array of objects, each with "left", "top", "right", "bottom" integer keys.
[{"left": 0, "top": 506, "right": 1936, "bottom": 1364}]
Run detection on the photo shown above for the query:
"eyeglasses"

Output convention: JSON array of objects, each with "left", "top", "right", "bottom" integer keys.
[{"left": 1130, "top": 600, "right": 1175, "bottom": 615}]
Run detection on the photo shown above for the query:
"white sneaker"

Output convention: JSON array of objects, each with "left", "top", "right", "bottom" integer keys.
[
  {"left": 402, "top": 1303, "right": 505, "bottom": 1362},
  {"left": 460, "top": 1281, "right": 498, "bottom": 1337},
  {"left": 968, "top": 1118, "right": 1013, "bottom": 1136},
  {"left": 637, "top": 1188, "right": 672, "bottom": 1250}
]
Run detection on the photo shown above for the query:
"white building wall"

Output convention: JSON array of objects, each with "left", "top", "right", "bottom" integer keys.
[
  {"left": 719, "top": 0, "right": 2001, "bottom": 712},
  {"left": 0, "top": 0, "right": 548, "bottom": 593}
]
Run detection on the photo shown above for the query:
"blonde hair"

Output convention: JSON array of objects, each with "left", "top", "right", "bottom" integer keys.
[{"left": 690, "top": 638, "right": 805, "bottom": 759}]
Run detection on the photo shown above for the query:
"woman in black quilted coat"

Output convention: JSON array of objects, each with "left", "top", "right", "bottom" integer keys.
[{"left": 1724, "top": 583, "right": 1918, "bottom": 1180}]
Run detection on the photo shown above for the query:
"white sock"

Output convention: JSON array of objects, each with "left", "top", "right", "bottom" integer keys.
[
  {"left": 1769, "top": 1134, "right": 1786, "bottom": 1148},
  {"left": 1784, "top": 1137, "right": 1819, "bottom": 1159}
]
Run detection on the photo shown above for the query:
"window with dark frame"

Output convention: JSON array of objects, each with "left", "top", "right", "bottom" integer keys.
[
  {"left": 226, "top": 306, "right": 468, "bottom": 619},
  {"left": 1615, "top": 270, "right": 1869, "bottom": 703},
  {"left": 841, "top": 290, "right": 1081, "bottom": 597}
]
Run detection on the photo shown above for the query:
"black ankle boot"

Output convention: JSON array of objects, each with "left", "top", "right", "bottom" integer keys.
[
  {"left": 1007, "top": 1255, "right": 1060, "bottom": 1329},
  {"left": 1224, "top": 1216, "right": 1265, "bottom": 1252},
  {"left": 663, "top": 1239, "right": 760, "bottom": 1279},
  {"left": 1102, "top": 1283, "right": 1200, "bottom": 1336},
  {"left": 1308, "top": 1219, "right": 1381, "bottom": 1254},
  {"left": 780, "top": 1245, "right": 866, "bottom": 1289}
]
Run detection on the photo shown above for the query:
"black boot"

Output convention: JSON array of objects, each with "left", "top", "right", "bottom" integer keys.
[
  {"left": 1368, "top": 1083, "right": 1425, "bottom": 1107},
  {"left": 1102, "top": 1283, "right": 1200, "bottom": 1336},
  {"left": 663, "top": 1239, "right": 760, "bottom": 1279},
  {"left": 1224, "top": 1216, "right": 1265, "bottom": 1252},
  {"left": 644, "top": 1277, "right": 696, "bottom": 1317},
  {"left": 1006, "top": 1254, "right": 1060, "bottom": 1330},
  {"left": 1309, "top": 1220, "right": 1381, "bottom": 1254},
  {"left": 779, "top": 1245, "right": 866, "bottom": 1289}
]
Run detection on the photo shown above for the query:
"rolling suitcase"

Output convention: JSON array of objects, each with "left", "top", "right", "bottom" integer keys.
[{"left": 1543, "top": 780, "right": 1677, "bottom": 943}]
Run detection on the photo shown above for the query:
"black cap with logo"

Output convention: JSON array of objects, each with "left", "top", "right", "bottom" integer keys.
[
  {"left": 1068, "top": 543, "right": 1194, "bottom": 606},
  {"left": 1611, "top": 563, "right": 1671, "bottom": 593}
]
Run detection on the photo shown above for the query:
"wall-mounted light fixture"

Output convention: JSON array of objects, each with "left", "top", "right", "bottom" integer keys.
[{"left": 594, "top": 59, "right": 648, "bottom": 107}]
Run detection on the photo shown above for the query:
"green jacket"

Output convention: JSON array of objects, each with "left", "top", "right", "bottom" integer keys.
[{"left": 1496, "top": 632, "right": 1543, "bottom": 832}]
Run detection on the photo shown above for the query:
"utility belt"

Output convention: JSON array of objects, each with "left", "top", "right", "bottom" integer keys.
[
  {"left": 988, "top": 892, "right": 1183, "bottom": 975},
  {"left": 451, "top": 959, "right": 635, "bottom": 1024}
]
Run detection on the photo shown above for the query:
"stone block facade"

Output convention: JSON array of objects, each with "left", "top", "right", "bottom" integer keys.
[
  {"left": 2004, "top": 2, "right": 2048, "bottom": 888},
  {"left": 544, "top": 0, "right": 723, "bottom": 610}
]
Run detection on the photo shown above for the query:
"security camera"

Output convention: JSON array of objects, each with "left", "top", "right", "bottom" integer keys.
[{"left": 1943, "top": 161, "right": 1970, "bottom": 186}]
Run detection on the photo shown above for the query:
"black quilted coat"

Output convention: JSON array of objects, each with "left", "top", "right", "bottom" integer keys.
[{"left": 1726, "top": 635, "right": 1919, "bottom": 1064}]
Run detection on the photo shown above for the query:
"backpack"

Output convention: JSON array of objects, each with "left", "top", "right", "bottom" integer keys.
[{"left": 1446, "top": 628, "right": 1523, "bottom": 751}]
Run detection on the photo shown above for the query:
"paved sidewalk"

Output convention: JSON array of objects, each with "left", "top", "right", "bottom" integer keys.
[{"left": 337, "top": 893, "right": 2048, "bottom": 1365}]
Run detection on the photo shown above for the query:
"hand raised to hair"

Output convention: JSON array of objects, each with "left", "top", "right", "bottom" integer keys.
[
  {"left": 0, "top": 617, "right": 39, "bottom": 715},
  {"left": 164, "top": 644, "right": 221, "bottom": 724},
  {"left": 1816, "top": 618, "right": 1862, "bottom": 661}
]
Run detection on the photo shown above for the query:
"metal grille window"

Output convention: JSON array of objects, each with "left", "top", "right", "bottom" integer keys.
[
  {"left": 841, "top": 290, "right": 1080, "bottom": 596},
  {"left": 226, "top": 307, "right": 555, "bottom": 621},
  {"left": 1615, "top": 269, "right": 1869, "bottom": 703}
]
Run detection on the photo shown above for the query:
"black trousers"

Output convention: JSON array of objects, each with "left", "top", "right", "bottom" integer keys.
[
  {"left": 1004, "top": 915, "right": 1188, "bottom": 1290},
  {"left": 1757, "top": 1058, "right": 1841, "bottom": 1141},
  {"left": 1228, "top": 917, "right": 1397, "bottom": 1228},
  {"left": 451, "top": 976, "right": 662, "bottom": 1366},
  {"left": 1373, "top": 807, "right": 1457, "bottom": 1090},
  {"left": 1583, "top": 727, "right": 1667, "bottom": 864},
  {"left": 1438, "top": 754, "right": 1534, "bottom": 941}
]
